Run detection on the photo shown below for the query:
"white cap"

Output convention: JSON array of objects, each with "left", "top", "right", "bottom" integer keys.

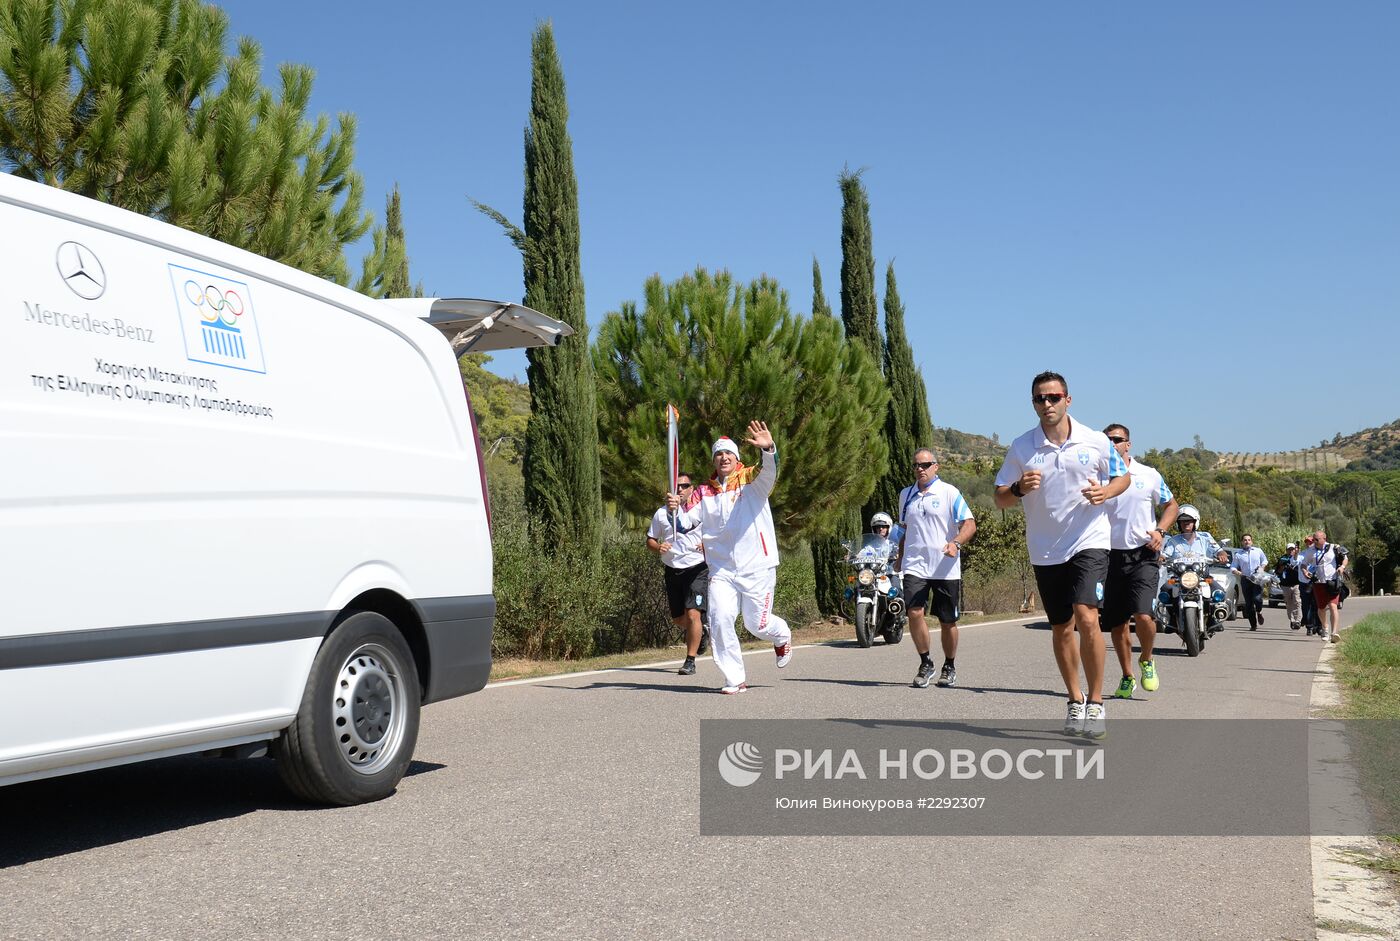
[
  {"left": 1286, "top": 542, "right": 1297, "bottom": 549},
  {"left": 712, "top": 437, "right": 740, "bottom": 457}
]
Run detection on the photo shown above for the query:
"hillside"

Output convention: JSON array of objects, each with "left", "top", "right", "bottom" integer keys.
[
  {"left": 1215, "top": 419, "right": 1400, "bottom": 473},
  {"left": 930, "top": 426, "right": 1006, "bottom": 464}
]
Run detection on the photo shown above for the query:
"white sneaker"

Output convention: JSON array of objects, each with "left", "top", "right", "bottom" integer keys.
[
  {"left": 1064, "top": 699, "right": 1086, "bottom": 735},
  {"left": 775, "top": 641, "right": 793, "bottom": 668},
  {"left": 720, "top": 683, "right": 749, "bottom": 695},
  {"left": 1083, "top": 701, "right": 1107, "bottom": 740},
  {"left": 1329, "top": 632, "right": 1339, "bottom": 644}
]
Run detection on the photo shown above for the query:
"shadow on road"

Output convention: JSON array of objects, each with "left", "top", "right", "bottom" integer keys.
[
  {"left": 0, "top": 756, "right": 445, "bottom": 868},
  {"left": 539, "top": 679, "right": 737, "bottom": 695},
  {"left": 822, "top": 639, "right": 901, "bottom": 649},
  {"left": 827, "top": 717, "right": 1101, "bottom": 745},
  {"left": 1020, "top": 621, "right": 1053, "bottom": 631},
  {"left": 784, "top": 677, "right": 908, "bottom": 689},
  {"left": 959, "top": 686, "right": 1072, "bottom": 699}
]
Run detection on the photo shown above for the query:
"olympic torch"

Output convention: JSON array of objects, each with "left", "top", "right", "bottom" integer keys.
[{"left": 666, "top": 403, "right": 680, "bottom": 531}]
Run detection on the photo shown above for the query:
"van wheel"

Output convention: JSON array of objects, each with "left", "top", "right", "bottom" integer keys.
[{"left": 274, "top": 611, "right": 421, "bottom": 805}]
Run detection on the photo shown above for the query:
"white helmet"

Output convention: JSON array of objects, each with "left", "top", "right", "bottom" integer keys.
[
  {"left": 871, "top": 512, "right": 893, "bottom": 530},
  {"left": 1177, "top": 504, "right": 1200, "bottom": 525}
]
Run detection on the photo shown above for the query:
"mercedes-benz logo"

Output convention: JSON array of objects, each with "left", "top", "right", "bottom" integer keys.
[{"left": 56, "top": 241, "right": 106, "bottom": 300}]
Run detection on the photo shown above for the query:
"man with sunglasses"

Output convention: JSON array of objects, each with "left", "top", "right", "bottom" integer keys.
[
  {"left": 995, "top": 371, "right": 1130, "bottom": 739},
  {"left": 647, "top": 473, "right": 711, "bottom": 676},
  {"left": 1100, "top": 424, "right": 1178, "bottom": 699},
  {"left": 896, "top": 449, "right": 976, "bottom": 689},
  {"left": 667, "top": 421, "right": 793, "bottom": 694}
]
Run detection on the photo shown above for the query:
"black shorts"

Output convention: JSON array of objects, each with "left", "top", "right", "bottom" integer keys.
[
  {"left": 663, "top": 562, "right": 709, "bottom": 619},
  {"left": 903, "top": 575, "right": 962, "bottom": 624},
  {"left": 1032, "top": 549, "right": 1111, "bottom": 627},
  {"left": 1101, "top": 545, "right": 1159, "bottom": 628}
]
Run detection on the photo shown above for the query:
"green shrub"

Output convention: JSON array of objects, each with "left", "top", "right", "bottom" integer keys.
[
  {"left": 775, "top": 543, "right": 819, "bottom": 627},
  {"left": 487, "top": 466, "right": 820, "bottom": 659}
]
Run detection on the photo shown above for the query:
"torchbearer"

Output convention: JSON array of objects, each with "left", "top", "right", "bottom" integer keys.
[{"left": 667, "top": 420, "right": 793, "bottom": 694}]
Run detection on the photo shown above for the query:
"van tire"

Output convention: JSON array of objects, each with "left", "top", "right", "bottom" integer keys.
[{"left": 274, "top": 611, "right": 421, "bottom": 805}]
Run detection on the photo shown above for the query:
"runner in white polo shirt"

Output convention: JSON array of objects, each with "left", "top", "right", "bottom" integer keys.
[
  {"left": 995, "top": 371, "right": 1130, "bottom": 739},
  {"left": 896, "top": 448, "right": 976, "bottom": 689},
  {"left": 1100, "top": 423, "right": 1178, "bottom": 700}
]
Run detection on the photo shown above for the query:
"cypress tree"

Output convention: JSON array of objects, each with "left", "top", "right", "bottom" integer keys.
[
  {"left": 811, "top": 257, "right": 833, "bottom": 318},
  {"left": 837, "top": 168, "right": 881, "bottom": 357},
  {"left": 384, "top": 185, "right": 413, "bottom": 297},
  {"left": 813, "top": 167, "right": 883, "bottom": 616},
  {"left": 517, "top": 23, "right": 602, "bottom": 564},
  {"left": 870, "top": 262, "right": 934, "bottom": 517},
  {"left": 1233, "top": 492, "right": 1245, "bottom": 545}
]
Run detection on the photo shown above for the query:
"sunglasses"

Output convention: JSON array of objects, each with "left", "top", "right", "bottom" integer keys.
[
  {"left": 678, "top": 482, "right": 693, "bottom": 490},
  {"left": 1032, "top": 393, "right": 1066, "bottom": 406},
  {"left": 1107, "top": 436, "right": 1127, "bottom": 444},
  {"left": 913, "top": 461, "right": 936, "bottom": 471}
]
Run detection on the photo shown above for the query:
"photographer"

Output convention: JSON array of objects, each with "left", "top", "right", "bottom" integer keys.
[{"left": 1308, "top": 530, "right": 1349, "bottom": 644}]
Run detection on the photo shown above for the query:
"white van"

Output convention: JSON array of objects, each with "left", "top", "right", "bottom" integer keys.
[{"left": 0, "top": 172, "right": 568, "bottom": 804}]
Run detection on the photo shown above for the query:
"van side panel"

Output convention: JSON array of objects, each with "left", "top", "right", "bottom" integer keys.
[{"left": 0, "top": 177, "right": 493, "bottom": 780}]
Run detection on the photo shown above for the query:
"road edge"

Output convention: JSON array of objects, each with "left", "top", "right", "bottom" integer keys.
[
  {"left": 1310, "top": 636, "right": 1400, "bottom": 940},
  {"left": 483, "top": 613, "right": 1040, "bottom": 689}
]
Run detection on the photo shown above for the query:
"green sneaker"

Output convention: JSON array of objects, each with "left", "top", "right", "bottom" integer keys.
[
  {"left": 1113, "top": 674, "right": 1137, "bottom": 699},
  {"left": 1140, "top": 660, "right": 1159, "bottom": 692}
]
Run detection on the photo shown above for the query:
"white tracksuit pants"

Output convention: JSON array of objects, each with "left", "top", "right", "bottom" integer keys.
[{"left": 709, "top": 567, "right": 791, "bottom": 687}]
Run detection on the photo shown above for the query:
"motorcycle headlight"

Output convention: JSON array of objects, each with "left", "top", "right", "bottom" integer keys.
[
  {"left": 1181, "top": 571, "right": 1199, "bottom": 590},
  {"left": 1213, "top": 590, "right": 1225, "bottom": 602},
  {"left": 857, "top": 569, "right": 875, "bottom": 587}
]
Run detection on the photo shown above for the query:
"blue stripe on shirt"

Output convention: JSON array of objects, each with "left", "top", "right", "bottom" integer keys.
[{"left": 1108, "top": 447, "right": 1128, "bottom": 477}]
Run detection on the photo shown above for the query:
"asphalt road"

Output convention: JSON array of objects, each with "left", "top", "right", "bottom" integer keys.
[{"left": 4, "top": 596, "right": 1397, "bottom": 941}]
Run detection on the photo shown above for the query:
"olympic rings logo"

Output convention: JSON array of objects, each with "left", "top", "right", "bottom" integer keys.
[{"left": 183, "top": 279, "right": 244, "bottom": 326}]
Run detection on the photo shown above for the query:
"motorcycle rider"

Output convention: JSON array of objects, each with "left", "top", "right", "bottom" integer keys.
[
  {"left": 1159, "top": 506, "right": 1223, "bottom": 641},
  {"left": 1161, "top": 505, "right": 1221, "bottom": 563},
  {"left": 870, "top": 512, "right": 897, "bottom": 555},
  {"left": 1231, "top": 533, "right": 1270, "bottom": 630}
]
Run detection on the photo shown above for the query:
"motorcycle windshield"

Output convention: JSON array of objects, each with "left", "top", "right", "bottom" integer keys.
[{"left": 850, "top": 533, "right": 894, "bottom": 563}]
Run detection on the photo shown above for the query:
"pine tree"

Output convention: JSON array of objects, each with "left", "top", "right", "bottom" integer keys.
[
  {"left": 0, "top": 0, "right": 396, "bottom": 292},
  {"left": 592, "top": 268, "right": 887, "bottom": 540},
  {"left": 811, "top": 257, "right": 833, "bottom": 318},
  {"left": 513, "top": 23, "right": 602, "bottom": 563},
  {"left": 813, "top": 167, "right": 884, "bottom": 616},
  {"left": 870, "top": 262, "right": 934, "bottom": 517}
]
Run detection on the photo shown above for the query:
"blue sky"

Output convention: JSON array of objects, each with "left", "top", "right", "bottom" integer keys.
[{"left": 228, "top": 1, "right": 1400, "bottom": 454}]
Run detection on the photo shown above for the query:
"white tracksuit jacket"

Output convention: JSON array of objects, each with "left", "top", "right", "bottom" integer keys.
[
  {"left": 673, "top": 448, "right": 789, "bottom": 688},
  {"left": 674, "top": 448, "right": 780, "bottom": 572}
]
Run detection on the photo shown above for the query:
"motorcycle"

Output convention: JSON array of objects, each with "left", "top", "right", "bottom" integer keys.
[
  {"left": 1155, "top": 559, "right": 1228, "bottom": 657},
  {"left": 841, "top": 533, "right": 905, "bottom": 648}
]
